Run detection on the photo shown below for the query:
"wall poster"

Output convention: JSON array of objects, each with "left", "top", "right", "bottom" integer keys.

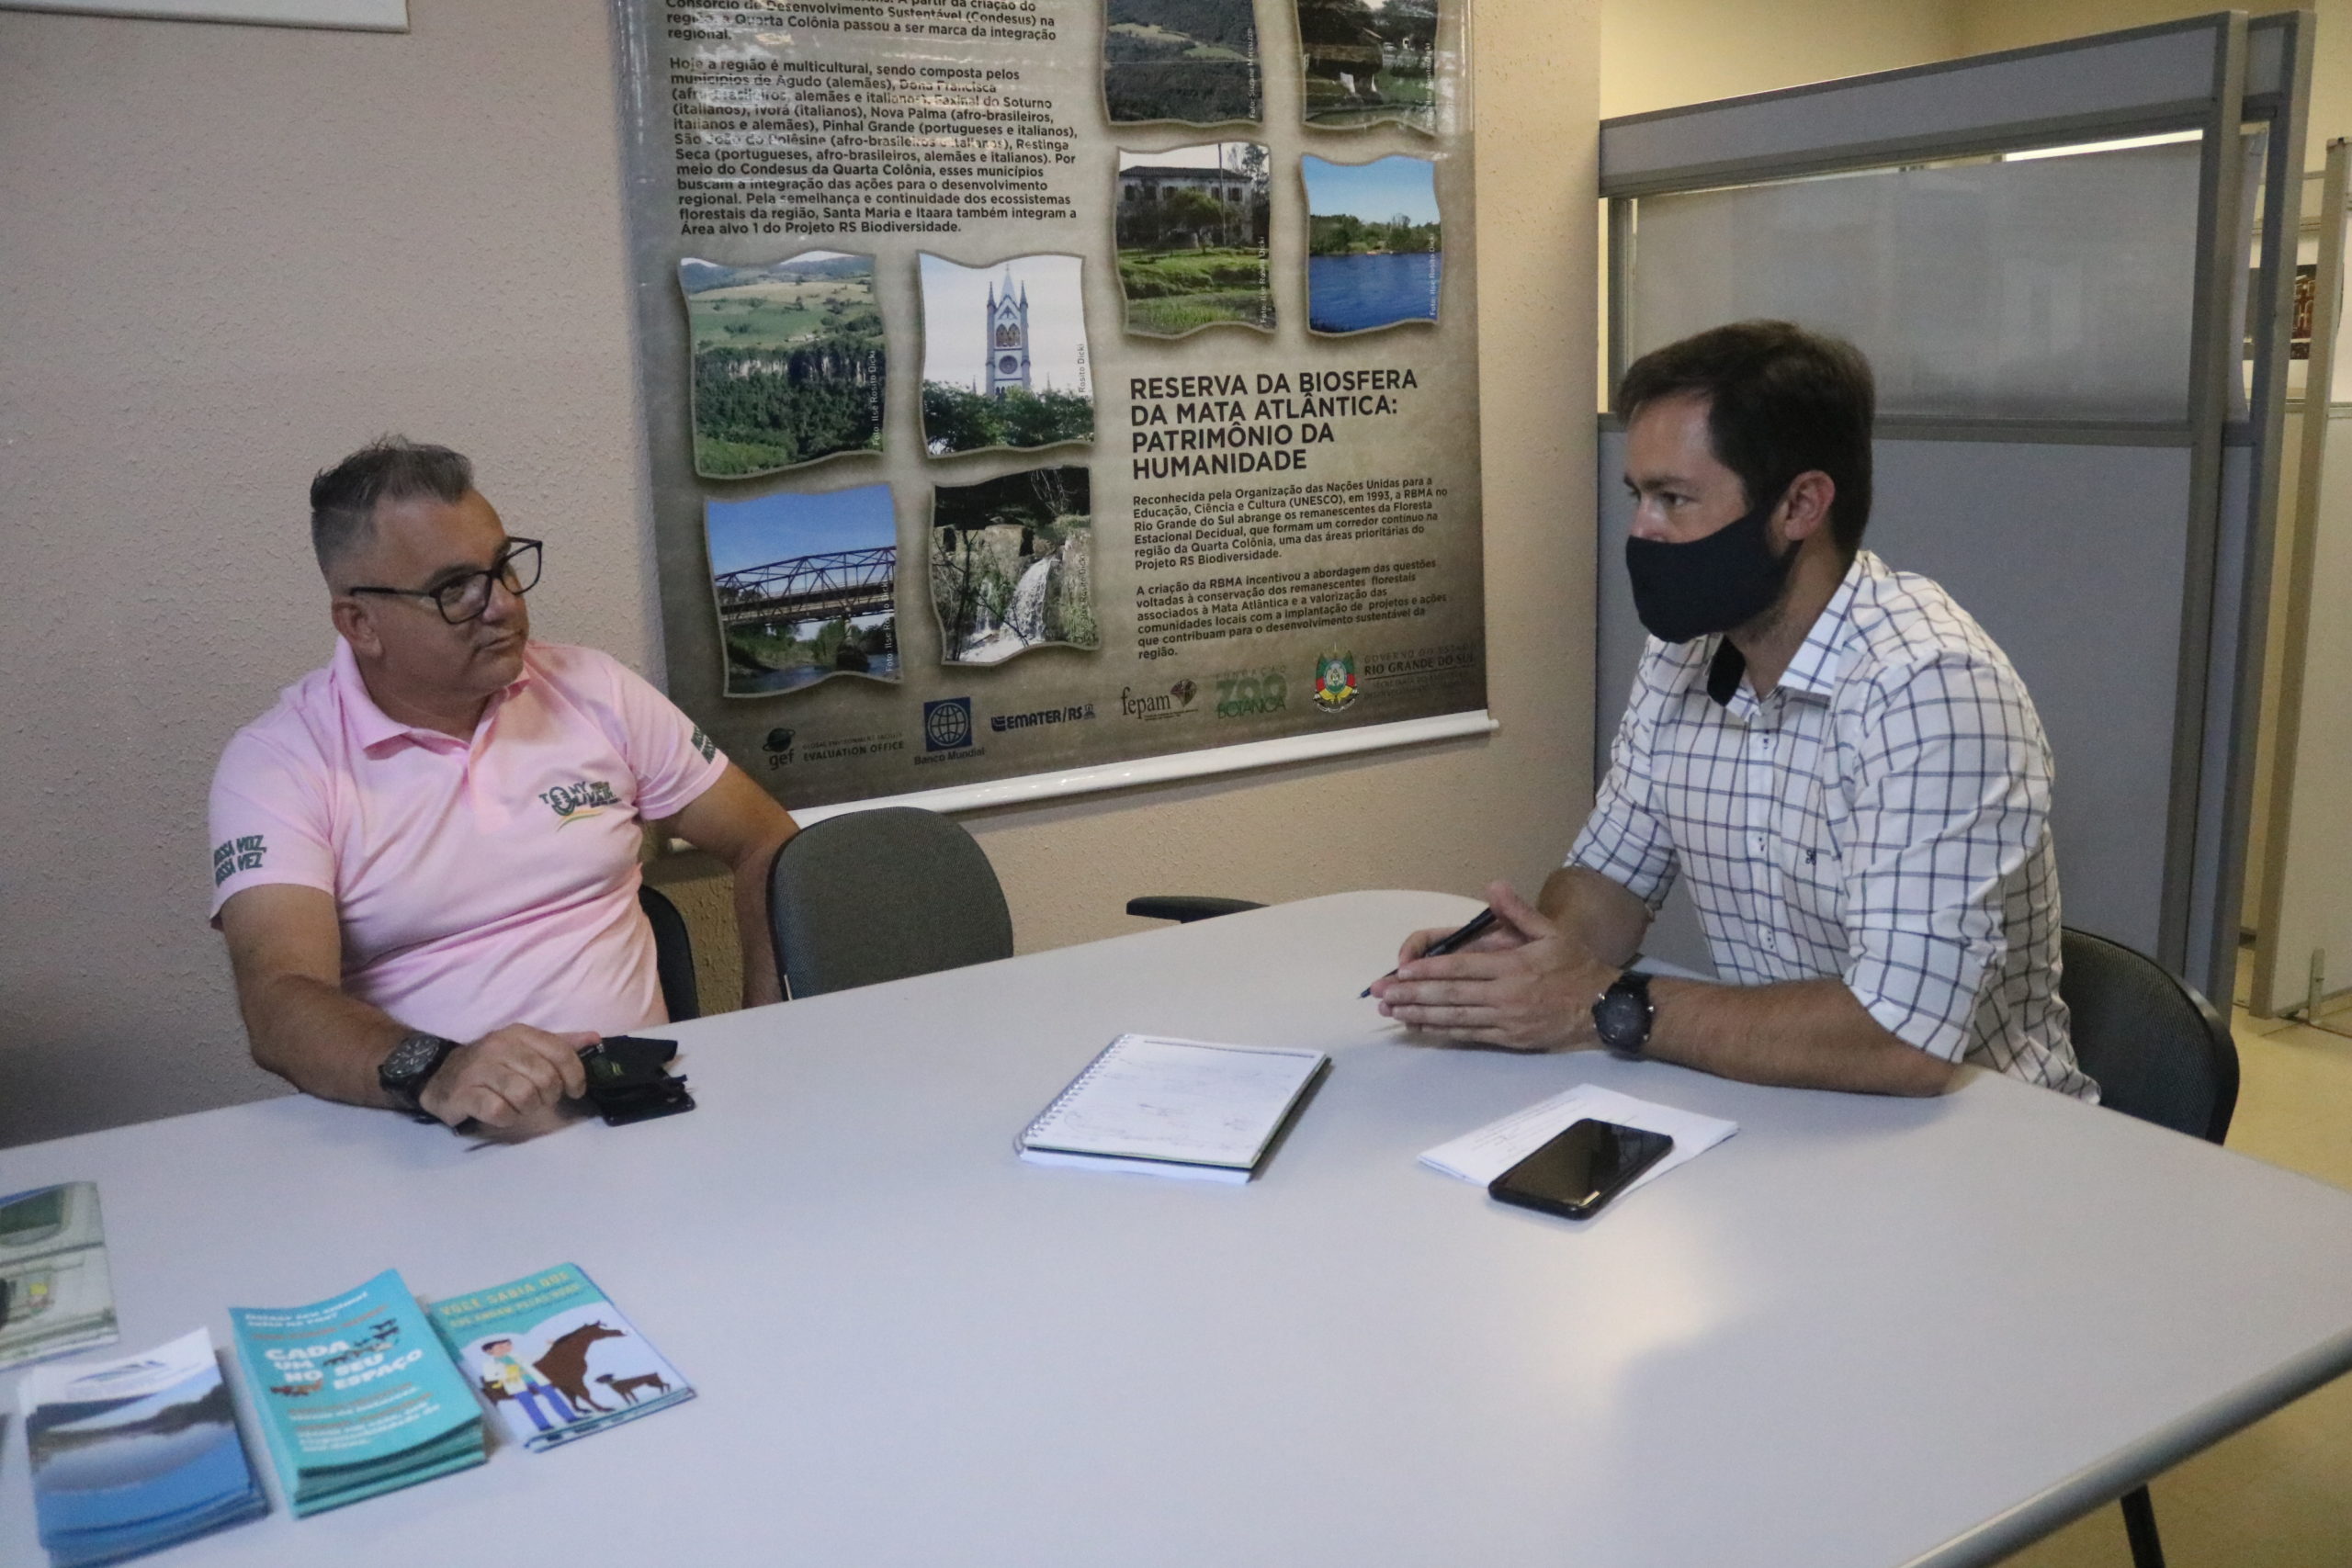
[{"left": 612, "top": 0, "right": 1486, "bottom": 815}]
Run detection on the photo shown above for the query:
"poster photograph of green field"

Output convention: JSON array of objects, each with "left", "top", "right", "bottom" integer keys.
[
  {"left": 919, "top": 254, "right": 1094, "bottom": 458},
  {"left": 707, "top": 484, "right": 900, "bottom": 697},
  {"left": 931, "top": 467, "right": 1098, "bottom": 666},
  {"left": 1115, "top": 143, "right": 1272, "bottom": 337},
  {"left": 1102, "top": 0, "right": 1261, "bottom": 125},
  {"left": 1296, "top": 0, "right": 1440, "bottom": 131},
  {"left": 679, "top": 252, "right": 886, "bottom": 479}
]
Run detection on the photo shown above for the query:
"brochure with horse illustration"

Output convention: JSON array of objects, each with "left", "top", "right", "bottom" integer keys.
[
  {"left": 229, "top": 1269, "right": 485, "bottom": 1516},
  {"left": 21, "top": 1327, "right": 266, "bottom": 1567},
  {"left": 425, "top": 1263, "right": 694, "bottom": 1452}
]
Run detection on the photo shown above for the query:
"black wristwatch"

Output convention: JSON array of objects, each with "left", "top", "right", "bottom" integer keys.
[
  {"left": 378, "top": 1031, "right": 462, "bottom": 1113},
  {"left": 1591, "top": 971, "right": 1656, "bottom": 1059}
]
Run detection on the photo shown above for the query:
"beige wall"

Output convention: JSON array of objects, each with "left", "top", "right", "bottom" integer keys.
[
  {"left": 0, "top": 0, "right": 1601, "bottom": 1147},
  {"left": 1601, "top": 0, "right": 1961, "bottom": 119}
]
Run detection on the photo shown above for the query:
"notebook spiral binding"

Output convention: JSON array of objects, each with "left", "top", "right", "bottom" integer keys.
[{"left": 1016, "top": 1035, "right": 1133, "bottom": 1148}]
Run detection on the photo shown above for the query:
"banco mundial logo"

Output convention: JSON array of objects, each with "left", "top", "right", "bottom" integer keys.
[{"left": 923, "top": 697, "right": 974, "bottom": 752}]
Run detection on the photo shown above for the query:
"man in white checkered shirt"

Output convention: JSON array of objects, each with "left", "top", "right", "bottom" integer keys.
[{"left": 1374, "top": 321, "right": 2092, "bottom": 1100}]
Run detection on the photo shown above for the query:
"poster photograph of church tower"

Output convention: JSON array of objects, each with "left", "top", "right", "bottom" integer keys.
[{"left": 919, "top": 254, "right": 1094, "bottom": 458}]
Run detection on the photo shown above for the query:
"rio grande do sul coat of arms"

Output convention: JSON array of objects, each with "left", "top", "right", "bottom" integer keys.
[{"left": 1312, "top": 649, "right": 1359, "bottom": 713}]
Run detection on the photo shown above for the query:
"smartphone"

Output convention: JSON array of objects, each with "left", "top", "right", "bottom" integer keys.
[{"left": 1488, "top": 1119, "right": 1674, "bottom": 1220}]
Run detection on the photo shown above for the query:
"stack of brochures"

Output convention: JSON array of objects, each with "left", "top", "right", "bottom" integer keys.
[
  {"left": 1016, "top": 1033, "right": 1331, "bottom": 1183},
  {"left": 230, "top": 1269, "right": 484, "bottom": 1515},
  {"left": 0, "top": 1182, "right": 119, "bottom": 1371},
  {"left": 21, "top": 1328, "right": 266, "bottom": 1566},
  {"left": 427, "top": 1263, "right": 694, "bottom": 1451}
]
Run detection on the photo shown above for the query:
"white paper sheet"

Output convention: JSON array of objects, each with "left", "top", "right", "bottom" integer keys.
[{"left": 1419, "top": 1083, "right": 1737, "bottom": 1199}]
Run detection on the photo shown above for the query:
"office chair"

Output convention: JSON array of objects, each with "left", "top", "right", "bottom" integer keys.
[
  {"left": 766, "top": 807, "right": 1013, "bottom": 999},
  {"left": 638, "top": 882, "right": 701, "bottom": 1023},
  {"left": 1125, "top": 897, "right": 1263, "bottom": 922},
  {"left": 2056, "top": 926, "right": 2243, "bottom": 1568}
]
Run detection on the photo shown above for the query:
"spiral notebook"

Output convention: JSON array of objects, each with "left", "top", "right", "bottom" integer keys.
[{"left": 1016, "top": 1034, "right": 1330, "bottom": 1183}]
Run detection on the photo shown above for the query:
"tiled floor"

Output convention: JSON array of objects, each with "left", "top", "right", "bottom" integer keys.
[{"left": 1996, "top": 1008, "right": 2352, "bottom": 1567}]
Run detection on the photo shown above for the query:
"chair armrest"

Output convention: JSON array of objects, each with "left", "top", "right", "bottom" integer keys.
[{"left": 1125, "top": 897, "right": 1265, "bottom": 924}]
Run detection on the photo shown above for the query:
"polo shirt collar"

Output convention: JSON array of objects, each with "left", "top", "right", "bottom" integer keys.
[
  {"left": 332, "top": 637, "right": 535, "bottom": 754},
  {"left": 1695, "top": 549, "right": 1874, "bottom": 709}
]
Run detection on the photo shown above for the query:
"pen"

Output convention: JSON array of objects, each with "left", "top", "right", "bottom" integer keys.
[{"left": 1362, "top": 907, "right": 1499, "bottom": 997}]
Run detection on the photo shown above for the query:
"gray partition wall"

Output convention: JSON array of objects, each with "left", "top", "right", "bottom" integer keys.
[{"left": 1597, "top": 12, "right": 2312, "bottom": 1001}]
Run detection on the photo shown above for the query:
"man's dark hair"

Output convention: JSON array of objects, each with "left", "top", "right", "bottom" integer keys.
[
  {"left": 1618, "top": 321, "right": 1875, "bottom": 557},
  {"left": 309, "top": 436, "right": 474, "bottom": 576}
]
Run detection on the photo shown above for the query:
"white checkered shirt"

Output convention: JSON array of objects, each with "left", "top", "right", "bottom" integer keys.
[{"left": 1572, "top": 550, "right": 2093, "bottom": 1099}]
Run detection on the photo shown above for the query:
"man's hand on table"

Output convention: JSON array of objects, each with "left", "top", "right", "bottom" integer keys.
[
  {"left": 417, "top": 1024, "right": 598, "bottom": 1130},
  {"left": 1370, "top": 882, "right": 1619, "bottom": 1052}
]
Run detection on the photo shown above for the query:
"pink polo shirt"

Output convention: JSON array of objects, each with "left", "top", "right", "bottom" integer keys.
[{"left": 207, "top": 638, "right": 727, "bottom": 1043}]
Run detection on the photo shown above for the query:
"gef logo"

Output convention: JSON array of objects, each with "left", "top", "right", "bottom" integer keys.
[
  {"left": 539, "top": 779, "right": 620, "bottom": 823},
  {"left": 211, "top": 834, "right": 266, "bottom": 886}
]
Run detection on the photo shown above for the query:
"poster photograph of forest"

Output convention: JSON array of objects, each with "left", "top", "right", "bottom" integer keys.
[
  {"left": 1115, "top": 143, "right": 1273, "bottom": 337},
  {"left": 1303, "top": 153, "right": 1441, "bottom": 334},
  {"left": 931, "top": 467, "right": 1097, "bottom": 666},
  {"left": 919, "top": 253, "right": 1094, "bottom": 457},
  {"left": 1102, "top": 0, "right": 1261, "bottom": 125},
  {"left": 680, "top": 252, "right": 887, "bottom": 479}
]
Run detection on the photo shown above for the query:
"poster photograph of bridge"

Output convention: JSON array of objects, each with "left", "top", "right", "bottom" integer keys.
[
  {"left": 1115, "top": 144, "right": 1273, "bottom": 337},
  {"left": 1303, "top": 153, "right": 1442, "bottom": 334},
  {"left": 1102, "top": 0, "right": 1261, "bottom": 125},
  {"left": 1295, "top": 0, "right": 1439, "bottom": 131},
  {"left": 679, "top": 252, "right": 887, "bottom": 480},
  {"left": 931, "top": 467, "right": 1098, "bottom": 666},
  {"left": 705, "top": 484, "right": 900, "bottom": 697},
  {"left": 919, "top": 254, "right": 1094, "bottom": 458}
]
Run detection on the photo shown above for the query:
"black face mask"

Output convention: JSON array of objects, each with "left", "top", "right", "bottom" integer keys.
[{"left": 1623, "top": 486, "right": 1795, "bottom": 644}]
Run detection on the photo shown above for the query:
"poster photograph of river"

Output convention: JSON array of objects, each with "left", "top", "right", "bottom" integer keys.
[
  {"left": 706, "top": 484, "right": 900, "bottom": 697},
  {"left": 1115, "top": 144, "right": 1273, "bottom": 337},
  {"left": 919, "top": 254, "right": 1094, "bottom": 458},
  {"left": 931, "top": 467, "right": 1098, "bottom": 666},
  {"left": 1302, "top": 153, "right": 1442, "bottom": 334},
  {"left": 1102, "top": 0, "right": 1261, "bottom": 125},
  {"left": 679, "top": 252, "right": 887, "bottom": 479}
]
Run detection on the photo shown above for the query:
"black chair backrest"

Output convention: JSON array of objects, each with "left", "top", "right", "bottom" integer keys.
[
  {"left": 2057, "top": 927, "right": 2238, "bottom": 1145},
  {"left": 638, "top": 883, "right": 701, "bottom": 1023},
  {"left": 767, "top": 807, "right": 1013, "bottom": 999}
]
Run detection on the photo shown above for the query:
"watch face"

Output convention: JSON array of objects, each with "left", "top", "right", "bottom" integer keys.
[
  {"left": 1596, "top": 990, "right": 1648, "bottom": 1049},
  {"left": 381, "top": 1034, "right": 444, "bottom": 1084}
]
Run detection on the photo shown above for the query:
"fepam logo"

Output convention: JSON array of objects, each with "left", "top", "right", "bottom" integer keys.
[
  {"left": 1119, "top": 678, "right": 1200, "bottom": 720},
  {"left": 923, "top": 697, "right": 974, "bottom": 752},
  {"left": 1214, "top": 669, "right": 1285, "bottom": 718},
  {"left": 1312, "top": 650, "right": 1359, "bottom": 713}
]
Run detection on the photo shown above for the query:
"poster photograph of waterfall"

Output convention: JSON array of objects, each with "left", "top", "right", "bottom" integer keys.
[
  {"left": 931, "top": 467, "right": 1099, "bottom": 666},
  {"left": 1303, "top": 154, "right": 1442, "bottom": 334},
  {"left": 707, "top": 484, "right": 901, "bottom": 697},
  {"left": 1102, "top": 0, "right": 1261, "bottom": 126},
  {"left": 1116, "top": 144, "right": 1273, "bottom": 337},
  {"left": 1295, "top": 0, "right": 1440, "bottom": 131},
  {"left": 919, "top": 254, "right": 1095, "bottom": 458},
  {"left": 680, "top": 252, "right": 887, "bottom": 479}
]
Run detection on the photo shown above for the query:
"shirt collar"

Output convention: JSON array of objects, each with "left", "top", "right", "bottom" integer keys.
[
  {"left": 1692, "top": 550, "right": 1876, "bottom": 709},
  {"left": 332, "top": 636, "right": 534, "bottom": 754}
]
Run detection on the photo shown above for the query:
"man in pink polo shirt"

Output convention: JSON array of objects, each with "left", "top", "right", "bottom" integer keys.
[{"left": 208, "top": 437, "right": 798, "bottom": 1132}]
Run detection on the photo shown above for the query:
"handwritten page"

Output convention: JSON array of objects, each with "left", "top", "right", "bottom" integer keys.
[
  {"left": 1419, "top": 1084, "right": 1737, "bottom": 1199},
  {"left": 1019, "top": 1035, "right": 1328, "bottom": 1171}
]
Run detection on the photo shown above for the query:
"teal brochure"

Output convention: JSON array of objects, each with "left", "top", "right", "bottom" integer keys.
[
  {"left": 229, "top": 1269, "right": 484, "bottom": 1516},
  {"left": 427, "top": 1264, "right": 694, "bottom": 1451}
]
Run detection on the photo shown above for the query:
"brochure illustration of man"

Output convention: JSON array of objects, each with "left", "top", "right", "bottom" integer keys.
[
  {"left": 1303, "top": 154, "right": 1442, "bottom": 334},
  {"left": 920, "top": 254, "right": 1094, "bottom": 458},
  {"left": 707, "top": 484, "right": 901, "bottom": 697},
  {"left": 1296, "top": 0, "right": 1439, "bottom": 131},
  {"left": 1116, "top": 143, "right": 1273, "bottom": 337},
  {"left": 477, "top": 1337, "right": 573, "bottom": 1433},
  {"left": 680, "top": 252, "right": 887, "bottom": 478},
  {"left": 932, "top": 467, "right": 1098, "bottom": 665},
  {"left": 1103, "top": 0, "right": 1261, "bottom": 125}
]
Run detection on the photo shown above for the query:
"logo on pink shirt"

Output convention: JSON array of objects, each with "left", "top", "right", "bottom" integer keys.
[
  {"left": 539, "top": 780, "right": 621, "bottom": 824},
  {"left": 211, "top": 835, "right": 266, "bottom": 886}
]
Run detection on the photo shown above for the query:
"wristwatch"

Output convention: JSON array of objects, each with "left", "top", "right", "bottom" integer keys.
[
  {"left": 1591, "top": 971, "right": 1657, "bottom": 1059},
  {"left": 378, "top": 1031, "right": 462, "bottom": 1113}
]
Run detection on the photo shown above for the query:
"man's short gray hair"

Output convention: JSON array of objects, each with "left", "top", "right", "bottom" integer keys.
[{"left": 310, "top": 437, "right": 474, "bottom": 577}]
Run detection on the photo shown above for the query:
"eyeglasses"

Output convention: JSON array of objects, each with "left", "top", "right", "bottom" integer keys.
[{"left": 348, "top": 539, "right": 543, "bottom": 625}]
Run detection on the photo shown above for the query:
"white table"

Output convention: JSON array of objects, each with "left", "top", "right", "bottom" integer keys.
[{"left": 6, "top": 890, "right": 2352, "bottom": 1567}]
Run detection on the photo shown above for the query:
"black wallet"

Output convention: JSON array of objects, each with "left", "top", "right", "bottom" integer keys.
[{"left": 579, "top": 1035, "right": 695, "bottom": 1125}]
